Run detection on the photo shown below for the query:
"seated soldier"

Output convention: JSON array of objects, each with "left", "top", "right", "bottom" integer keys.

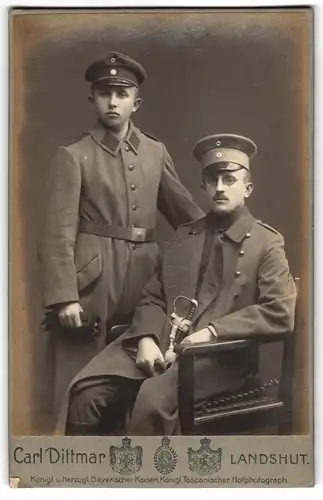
[{"left": 56, "top": 133, "right": 297, "bottom": 436}]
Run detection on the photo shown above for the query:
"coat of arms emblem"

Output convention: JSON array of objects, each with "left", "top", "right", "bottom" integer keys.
[
  {"left": 153, "top": 437, "right": 178, "bottom": 474},
  {"left": 109, "top": 437, "right": 143, "bottom": 475},
  {"left": 187, "top": 437, "right": 222, "bottom": 475}
]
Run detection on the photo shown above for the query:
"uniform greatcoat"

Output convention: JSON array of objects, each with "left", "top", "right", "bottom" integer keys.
[
  {"left": 55, "top": 208, "right": 296, "bottom": 434},
  {"left": 39, "top": 120, "right": 204, "bottom": 413}
]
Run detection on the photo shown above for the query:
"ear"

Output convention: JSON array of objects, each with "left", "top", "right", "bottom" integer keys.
[
  {"left": 88, "top": 94, "right": 94, "bottom": 104},
  {"left": 244, "top": 181, "right": 253, "bottom": 199},
  {"left": 132, "top": 97, "right": 142, "bottom": 113}
]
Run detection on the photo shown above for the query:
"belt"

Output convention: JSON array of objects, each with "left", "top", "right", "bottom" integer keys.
[{"left": 79, "top": 220, "right": 155, "bottom": 243}]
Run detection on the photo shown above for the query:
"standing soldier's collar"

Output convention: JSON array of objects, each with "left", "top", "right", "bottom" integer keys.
[
  {"left": 126, "top": 126, "right": 140, "bottom": 153},
  {"left": 88, "top": 121, "right": 140, "bottom": 156}
]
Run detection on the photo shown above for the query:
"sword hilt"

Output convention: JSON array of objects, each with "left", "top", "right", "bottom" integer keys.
[
  {"left": 186, "top": 299, "right": 199, "bottom": 322},
  {"left": 165, "top": 297, "right": 199, "bottom": 365}
]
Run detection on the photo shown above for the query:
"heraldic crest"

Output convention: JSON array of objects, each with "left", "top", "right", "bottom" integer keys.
[
  {"left": 110, "top": 437, "right": 143, "bottom": 475},
  {"left": 187, "top": 438, "right": 222, "bottom": 475},
  {"left": 153, "top": 437, "right": 178, "bottom": 474}
]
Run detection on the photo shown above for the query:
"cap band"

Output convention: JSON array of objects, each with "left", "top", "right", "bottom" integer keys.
[
  {"left": 201, "top": 148, "right": 249, "bottom": 170},
  {"left": 92, "top": 76, "right": 138, "bottom": 88},
  {"left": 91, "top": 67, "right": 140, "bottom": 88}
]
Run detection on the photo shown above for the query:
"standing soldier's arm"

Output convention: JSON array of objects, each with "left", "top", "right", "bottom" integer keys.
[
  {"left": 157, "top": 145, "right": 205, "bottom": 228},
  {"left": 122, "top": 267, "right": 167, "bottom": 375},
  {"left": 122, "top": 264, "right": 167, "bottom": 348},
  {"left": 39, "top": 147, "right": 81, "bottom": 311}
]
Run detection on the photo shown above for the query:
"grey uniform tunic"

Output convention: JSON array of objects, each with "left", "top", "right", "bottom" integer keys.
[{"left": 39, "top": 120, "right": 204, "bottom": 413}]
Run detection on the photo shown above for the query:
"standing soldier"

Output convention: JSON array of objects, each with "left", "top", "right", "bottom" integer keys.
[{"left": 39, "top": 51, "right": 204, "bottom": 415}]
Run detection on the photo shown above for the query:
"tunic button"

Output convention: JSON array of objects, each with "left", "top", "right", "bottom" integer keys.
[
  {"left": 132, "top": 244, "right": 136, "bottom": 250},
  {"left": 246, "top": 232, "right": 251, "bottom": 238},
  {"left": 128, "top": 164, "right": 134, "bottom": 171},
  {"left": 234, "top": 293, "right": 239, "bottom": 299},
  {"left": 125, "top": 145, "right": 130, "bottom": 152},
  {"left": 131, "top": 184, "right": 136, "bottom": 191},
  {"left": 132, "top": 204, "right": 137, "bottom": 211},
  {"left": 239, "top": 250, "right": 245, "bottom": 256},
  {"left": 235, "top": 271, "right": 241, "bottom": 278}
]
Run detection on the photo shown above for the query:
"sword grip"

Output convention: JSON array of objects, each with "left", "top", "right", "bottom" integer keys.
[
  {"left": 174, "top": 299, "right": 198, "bottom": 343},
  {"left": 187, "top": 300, "right": 198, "bottom": 321}
]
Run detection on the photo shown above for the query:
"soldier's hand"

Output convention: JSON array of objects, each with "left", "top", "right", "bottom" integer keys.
[
  {"left": 136, "top": 336, "right": 164, "bottom": 377},
  {"left": 181, "top": 328, "right": 214, "bottom": 345},
  {"left": 58, "top": 302, "right": 84, "bottom": 328}
]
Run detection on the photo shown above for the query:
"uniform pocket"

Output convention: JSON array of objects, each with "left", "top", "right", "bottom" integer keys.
[{"left": 76, "top": 252, "right": 103, "bottom": 291}]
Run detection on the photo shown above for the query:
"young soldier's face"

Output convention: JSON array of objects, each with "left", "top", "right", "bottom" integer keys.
[
  {"left": 203, "top": 166, "right": 253, "bottom": 215},
  {"left": 90, "top": 85, "right": 140, "bottom": 130}
]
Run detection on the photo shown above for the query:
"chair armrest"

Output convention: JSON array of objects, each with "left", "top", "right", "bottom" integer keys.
[
  {"left": 177, "top": 331, "right": 291, "bottom": 434},
  {"left": 176, "top": 332, "right": 288, "bottom": 358}
]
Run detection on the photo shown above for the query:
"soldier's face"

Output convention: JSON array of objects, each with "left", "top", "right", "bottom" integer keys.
[
  {"left": 89, "top": 86, "right": 141, "bottom": 130},
  {"left": 203, "top": 167, "right": 253, "bottom": 215}
]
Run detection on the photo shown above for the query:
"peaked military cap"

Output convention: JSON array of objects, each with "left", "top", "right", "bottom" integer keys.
[
  {"left": 85, "top": 51, "right": 147, "bottom": 88},
  {"left": 193, "top": 133, "right": 257, "bottom": 171}
]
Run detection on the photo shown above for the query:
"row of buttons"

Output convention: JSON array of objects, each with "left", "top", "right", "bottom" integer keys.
[
  {"left": 235, "top": 233, "right": 250, "bottom": 278},
  {"left": 127, "top": 156, "right": 136, "bottom": 212},
  {"left": 128, "top": 163, "right": 137, "bottom": 210},
  {"left": 125, "top": 146, "right": 138, "bottom": 249},
  {"left": 234, "top": 232, "right": 251, "bottom": 287},
  {"left": 234, "top": 244, "right": 246, "bottom": 297}
]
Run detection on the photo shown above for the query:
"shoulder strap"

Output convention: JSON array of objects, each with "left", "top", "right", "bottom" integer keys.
[
  {"left": 63, "top": 132, "right": 89, "bottom": 147},
  {"left": 142, "top": 131, "right": 161, "bottom": 143},
  {"left": 257, "top": 220, "right": 280, "bottom": 235}
]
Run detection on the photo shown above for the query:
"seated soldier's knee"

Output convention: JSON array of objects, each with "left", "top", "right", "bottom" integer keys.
[
  {"left": 133, "top": 383, "right": 165, "bottom": 419},
  {"left": 67, "top": 385, "right": 103, "bottom": 427},
  {"left": 128, "top": 379, "right": 178, "bottom": 435}
]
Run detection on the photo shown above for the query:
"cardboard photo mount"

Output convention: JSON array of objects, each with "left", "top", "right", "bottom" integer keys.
[{"left": 9, "top": 7, "right": 314, "bottom": 488}]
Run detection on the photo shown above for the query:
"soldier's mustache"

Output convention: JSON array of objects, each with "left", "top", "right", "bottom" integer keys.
[{"left": 213, "top": 195, "right": 228, "bottom": 201}]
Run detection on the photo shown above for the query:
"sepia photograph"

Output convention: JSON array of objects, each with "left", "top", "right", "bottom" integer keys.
[{"left": 9, "top": 6, "right": 314, "bottom": 487}]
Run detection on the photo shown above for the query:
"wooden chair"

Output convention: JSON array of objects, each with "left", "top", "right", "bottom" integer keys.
[{"left": 177, "top": 278, "right": 299, "bottom": 435}]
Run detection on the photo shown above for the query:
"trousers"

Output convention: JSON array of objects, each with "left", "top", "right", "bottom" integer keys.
[
  {"left": 66, "top": 376, "right": 142, "bottom": 435},
  {"left": 66, "top": 357, "right": 252, "bottom": 435}
]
